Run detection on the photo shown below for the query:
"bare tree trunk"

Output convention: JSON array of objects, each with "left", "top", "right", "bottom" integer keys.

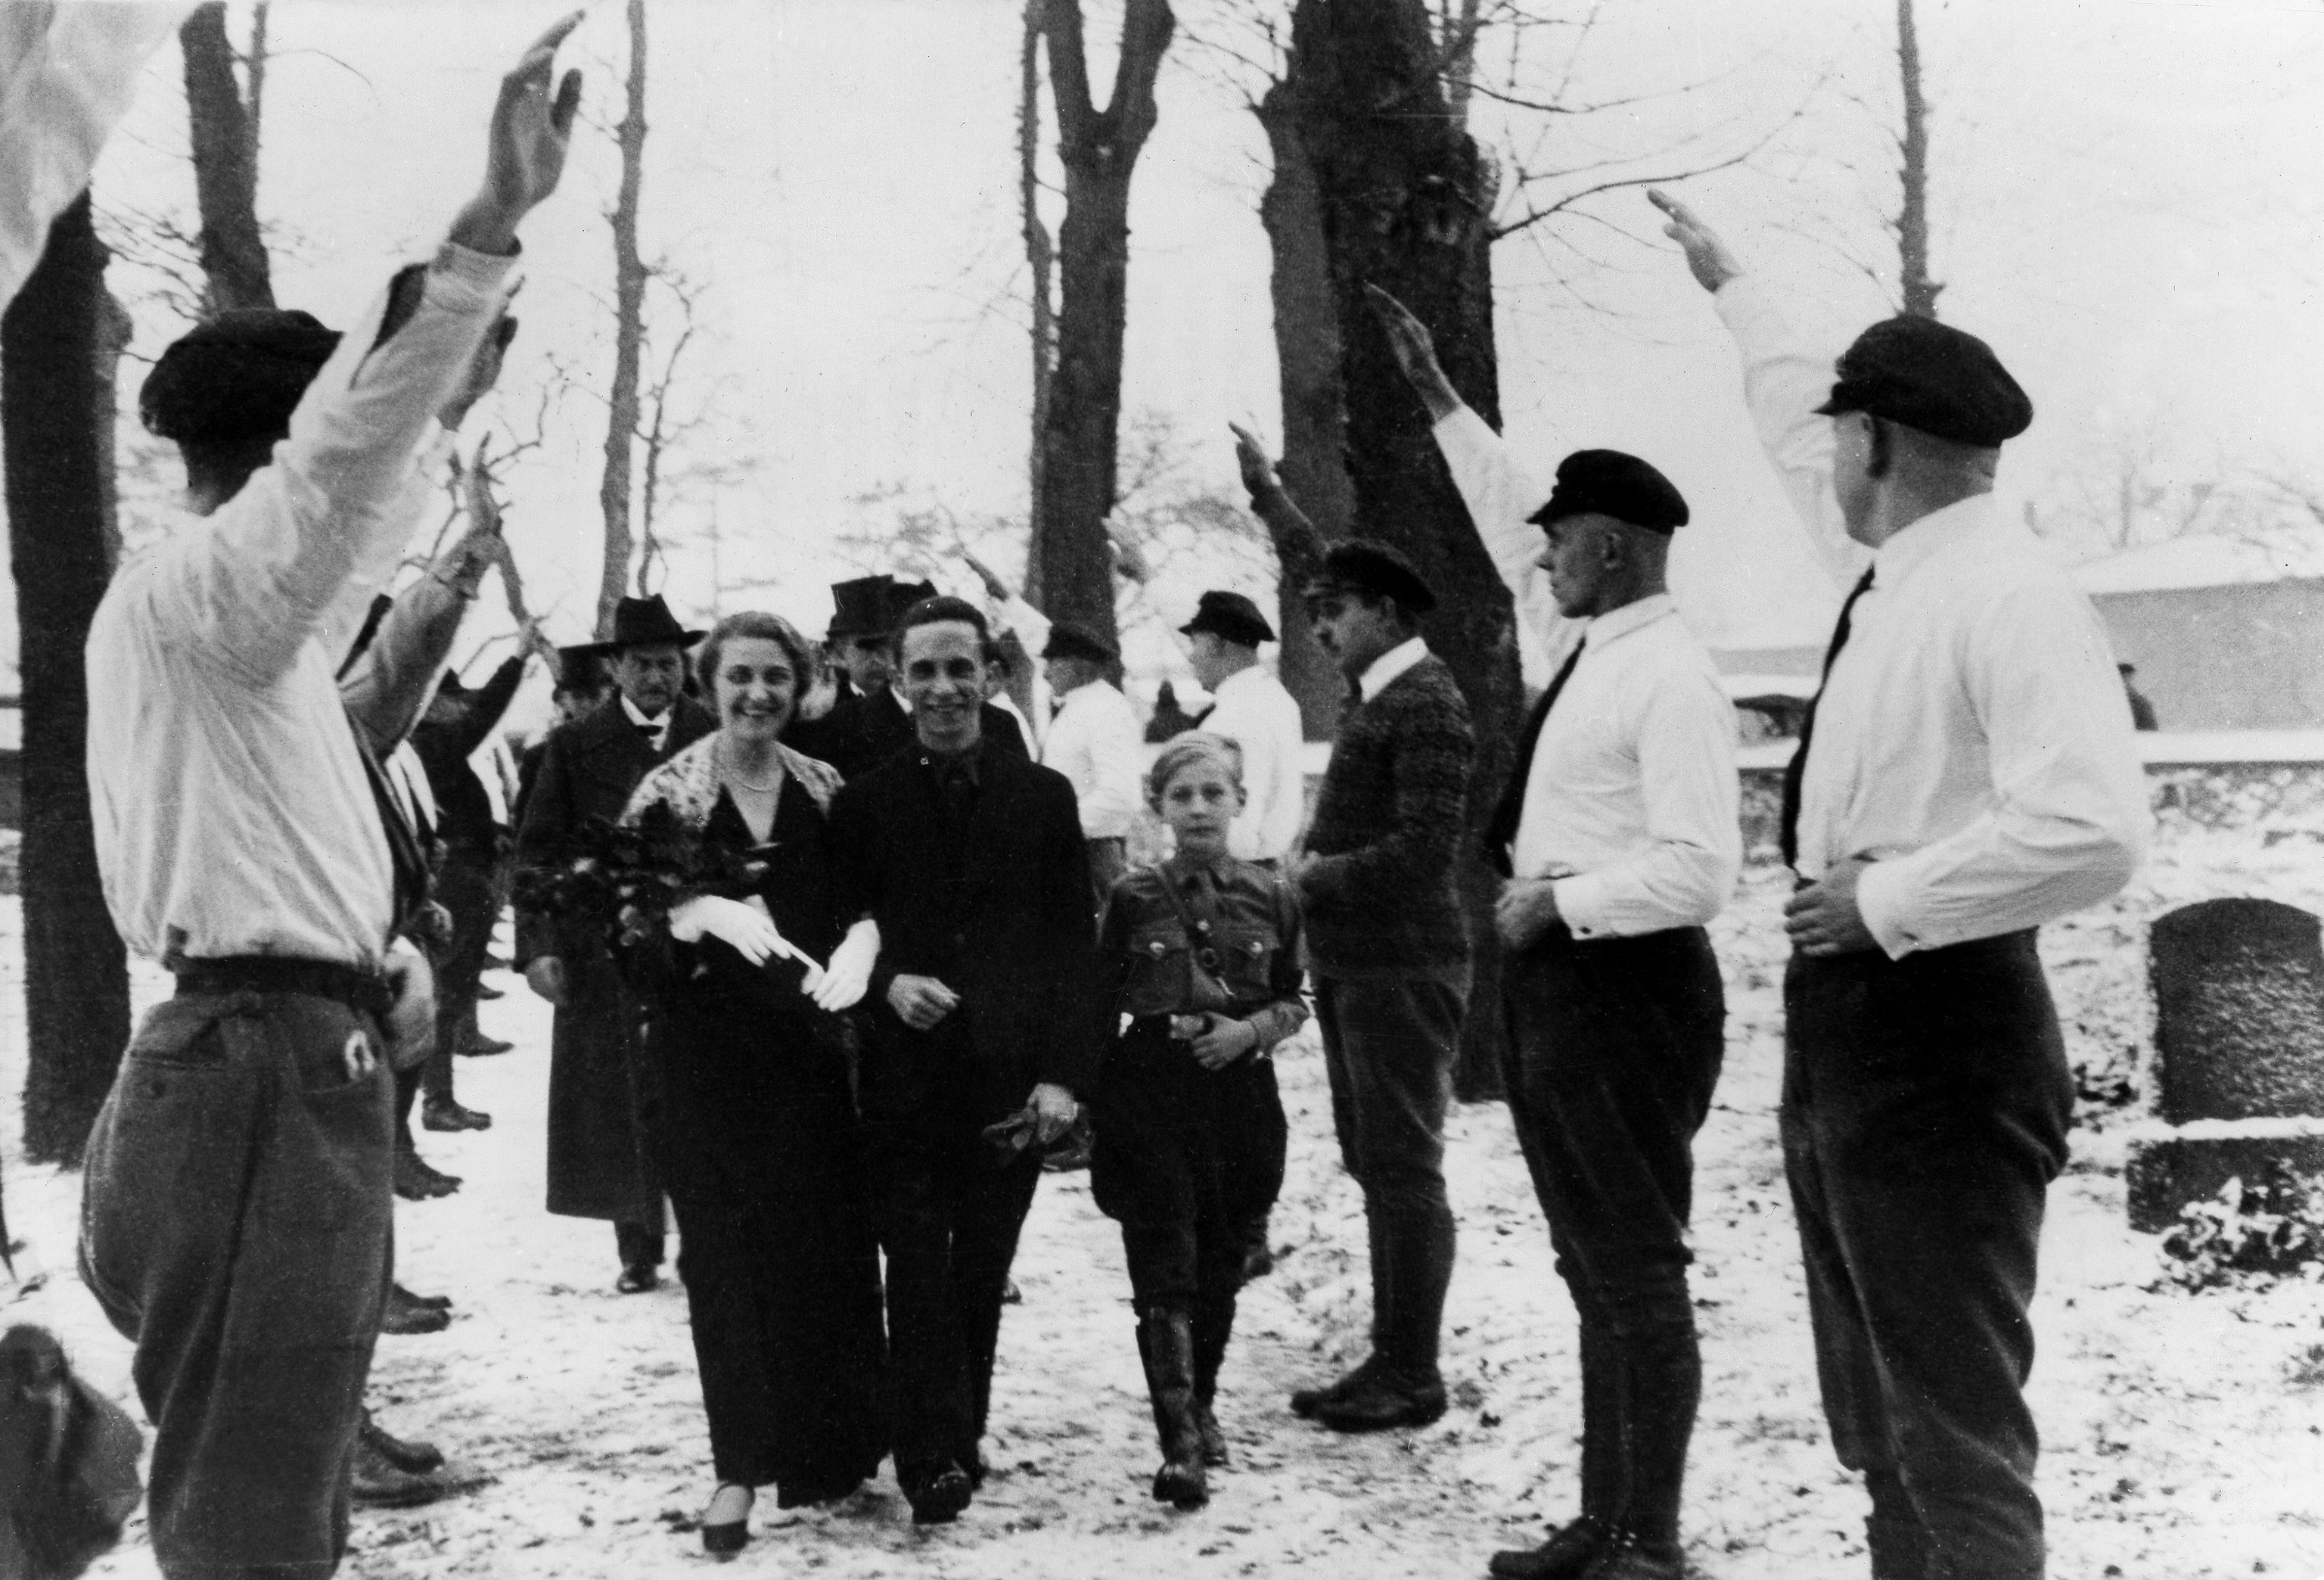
[
  {"left": 1020, "top": 0, "right": 1056, "bottom": 611},
  {"left": 1033, "top": 0, "right": 1174, "bottom": 650},
  {"left": 598, "top": 0, "right": 650, "bottom": 636},
  {"left": 1440, "top": 0, "right": 1484, "bottom": 124},
  {"left": 1254, "top": 84, "right": 1355, "bottom": 739},
  {"left": 1288, "top": 0, "right": 1517, "bottom": 1101},
  {"left": 1894, "top": 0, "right": 1940, "bottom": 319},
  {"left": 180, "top": 2, "right": 272, "bottom": 313},
  {"left": 4, "top": 193, "right": 132, "bottom": 1164},
  {"left": 244, "top": 2, "right": 269, "bottom": 146}
]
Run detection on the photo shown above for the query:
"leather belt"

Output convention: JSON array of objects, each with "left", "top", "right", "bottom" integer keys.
[{"left": 173, "top": 956, "right": 394, "bottom": 1021}]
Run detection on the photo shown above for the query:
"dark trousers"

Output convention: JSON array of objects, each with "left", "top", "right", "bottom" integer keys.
[
  {"left": 1092, "top": 1023, "right": 1288, "bottom": 1310},
  {"left": 616, "top": 1218, "right": 666, "bottom": 1271},
  {"left": 1783, "top": 931, "right": 2071, "bottom": 1580},
  {"left": 80, "top": 991, "right": 395, "bottom": 1580},
  {"left": 1314, "top": 972, "right": 1466, "bottom": 1378},
  {"left": 424, "top": 848, "right": 500, "bottom": 1099},
  {"left": 1502, "top": 926, "right": 1725, "bottom": 1544},
  {"left": 862, "top": 1045, "right": 1043, "bottom": 1482}
]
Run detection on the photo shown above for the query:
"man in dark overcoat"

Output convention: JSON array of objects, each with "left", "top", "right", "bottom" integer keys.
[
  {"left": 514, "top": 593, "right": 714, "bottom": 1292},
  {"left": 828, "top": 595, "right": 1096, "bottom": 1526},
  {"left": 789, "top": 576, "right": 1027, "bottom": 777}
]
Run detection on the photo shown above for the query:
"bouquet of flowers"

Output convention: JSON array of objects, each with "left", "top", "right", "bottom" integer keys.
[{"left": 511, "top": 801, "right": 768, "bottom": 953}]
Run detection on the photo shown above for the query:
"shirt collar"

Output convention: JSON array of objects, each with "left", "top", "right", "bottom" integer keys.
[
  {"left": 1870, "top": 492, "right": 1998, "bottom": 589},
  {"left": 1582, "top": 592, "right": 1678, "bottom": 651},
  {"left": 620, "top": 694, "right": 670, "bottom": 732},
  {"left": 921, "top": 743, "right": 981, "bottom": 785},
  {"left": 1357, "top": 636, "right": 1430, "bottom": 701},
  {"left": 1164, "top": 848, "right": 1232, "bottom": 885}
]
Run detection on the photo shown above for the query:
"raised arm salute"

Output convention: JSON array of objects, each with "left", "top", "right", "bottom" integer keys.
[
  {"left": 77, "top": 20, "right": 581, "bottom": 1578},
  {"left": 1371, "top": 287, "right": 1739, "bottom": 1580},
  {"left": 1654, "top": 188, "right": 2148, "bottom": 1580}
]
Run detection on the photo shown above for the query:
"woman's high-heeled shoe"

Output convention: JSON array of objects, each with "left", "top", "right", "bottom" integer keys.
[{"left": 700, "top": 1482, "right": 753, "bottom": 1557}]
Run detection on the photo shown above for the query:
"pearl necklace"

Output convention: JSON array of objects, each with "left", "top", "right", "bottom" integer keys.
[{"left": 718, "top": 741, "right": 784, "bottom": 793}]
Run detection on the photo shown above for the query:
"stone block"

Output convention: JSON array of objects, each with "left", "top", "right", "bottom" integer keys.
[
  {"left": 2124, "top": 1120, "right": 2324, "bottom": 1233},
  {"left": 2148, "top": 897, "right": 2324, "bottom": 1124}
]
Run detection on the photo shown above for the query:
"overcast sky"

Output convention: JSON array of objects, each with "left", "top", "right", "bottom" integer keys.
[{"left": 6, "top": 0, "right": 2321, "bottom": 696}]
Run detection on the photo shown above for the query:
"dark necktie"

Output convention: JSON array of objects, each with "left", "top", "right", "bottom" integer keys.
[
  {"left": 1779, "top": 566, "right": 1878, "bottom": 870},
  {"left": 345, "top": 710, "right": 429, "bottom": 937},
  {"left": 1482, "top": 640, "right": 1585, "bottom": 877}
]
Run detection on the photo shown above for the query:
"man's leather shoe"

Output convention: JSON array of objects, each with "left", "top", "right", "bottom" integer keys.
[
  {"left": 616, "top": 1264, "right": 660, "bottom": 1294},
  {"left": 381, "top": 1283, "right": 451, "bottom": 1336},
  {"left": 458, "top": 1031, "right": 515, "bottom": 1058},
  {"left": 352, "top": 1432, "right": 449, "bottom": 1507},
  {"left": 360, "top": 1411, "right": 445, "bottom": 1476},
  {"left": 393, "top": 1282, "right": 452, "bottom": 1312},
  {"left": 393, "top": 1150, "right": 461, "bottom": 1200},
  {"left": 1308, "top": 1367, "right": 1446, "bottom": 1433},
  {"left": 1002, "top": 1278, "right": 1022, "bottom": 1305},
  {"left": 474, "top": 982, "right": 505, "bottom": 1000},
  {"left": 421, "top": 1096, "right": 492, "bottom": 1131},
  {"left": 1238, "top": 1243, "right": 1275, "bottom": 1284},
  {"left": 1289, "top": 1354, "right": 1383, "bottom": 1419},
  {"left": 904, "top": 1463, "right": 973, "bottom": 1525},
  {"left": 1576, "top": 1530, "right": 1685, "bottom": 1579},
  {"left": 1489, "top": 1516, "right": 1609, "bottom": 1580}
]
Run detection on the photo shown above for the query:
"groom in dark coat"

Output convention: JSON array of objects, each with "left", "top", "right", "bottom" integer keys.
[
  {"left": 829, "top": 595, "right": 1096, "bottom": 1525},
  {"left": 515, "top": 594, "right": 715, "bottom": 1290}
]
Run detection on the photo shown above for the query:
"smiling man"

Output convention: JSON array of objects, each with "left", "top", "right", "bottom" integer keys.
[
  {"left": 1372, "top": 287, "right": 1741, "bottom": 1580},
  {"left": 827, "top": 595, "right": 1096, "bottom": 1525}
]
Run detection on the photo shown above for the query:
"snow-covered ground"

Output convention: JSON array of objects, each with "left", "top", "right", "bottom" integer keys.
[{"left": 5, "top": 828, "right": 2323, "bottom": 1578}]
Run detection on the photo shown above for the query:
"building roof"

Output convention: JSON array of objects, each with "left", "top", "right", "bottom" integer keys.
[{"left": 2072, "top": 532, "right": 2324, "bottom": 596}]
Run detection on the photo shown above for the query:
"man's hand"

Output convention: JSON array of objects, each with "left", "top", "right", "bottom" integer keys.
[
  {"left": 1028, "top": 1081, "right": 1080, "bottom": 1146},
  {"left": 383, "top": 946, "right": 437, "bottom": 1072},
  {"left": 1188, "top": 1015, "right": 1258, "bottom": 1071},
  {"left": 1106, "top": 522, "right": 1154, "bottom": 584},
  {"left": 1648, "top": 189, "right": 1743, "bottom": 294},
  {"left": 1784, "top": 856, "right": 1880, "bottom": 956},
  {"left": 887, "top": 973, "right": 962, "bottom": 1032},
  {"left": 449, "top": 13, "right": 586, "bottom": 256},
  {"left": 1363, "top": 284, "right": 1459, "bottom": 421},
  {"left": 960, "top": 548, "right": 1013, "bottom": 605},
  {"left": 1229, "top": 421, "right": 1279, "bottom": 498},
  {"left": 524, "top": 956, "right": 567, "bottom": 1006},
  {"left": 1493, "top": 877, "right": 1564, "bottom": 953}
]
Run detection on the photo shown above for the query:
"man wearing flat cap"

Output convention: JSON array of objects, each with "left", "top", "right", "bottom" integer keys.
[
  {"left": 1280, "top": 535, "right": 1477, "bottom": 1435},
  {"left": 1657, "top": 191, "right": 2148, "bottom": 1580},
  {"left": 1025, "top": 618, "right": 1143, "bottom": 904},
  {"left": 788, "top": 575, "right": 1028, "bottom": 779},
  {"left": 76, "top": 18, "right": 581, "bottom": 1576},
  {"left": 1372, "top": 286, "right": 1741, "bottom": 1580},
  {"left": 517, "top": 592, "right": 716, "bottom": 1294}
]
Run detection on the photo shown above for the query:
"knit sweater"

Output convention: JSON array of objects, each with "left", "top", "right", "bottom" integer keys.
[{"left": 1298, "top": 654, "right": 1476, "bottom": 981}]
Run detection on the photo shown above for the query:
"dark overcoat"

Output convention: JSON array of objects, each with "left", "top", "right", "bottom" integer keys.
[
  {"left": 514, "top": 692, "right": 716, "bottom": 1221},
  {"left": 786, "top": 680, "right": 1027, "bottom": 783}
]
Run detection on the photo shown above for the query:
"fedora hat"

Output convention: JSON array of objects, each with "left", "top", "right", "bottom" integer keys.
[{"left": 602, "top": 594, "right": 704, "bottom": 652}]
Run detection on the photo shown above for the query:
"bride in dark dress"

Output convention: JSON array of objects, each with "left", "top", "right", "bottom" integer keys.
[{"left": 617, "top": 611, "right": 888, "bottom": 1555}]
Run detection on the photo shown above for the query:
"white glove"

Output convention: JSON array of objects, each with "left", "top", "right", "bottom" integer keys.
[
  {"left": 811, "top": 919, "right": 881, "bottom": 1012},
  {"left": 668, "top": 894, "right": 785, "bottom": 966}
]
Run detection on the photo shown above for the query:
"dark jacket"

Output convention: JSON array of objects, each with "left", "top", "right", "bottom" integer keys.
[
  {"left": 787, "top": 680, "right": 1027, "bottom": 782},
  {"left": 1298, "top": 652, "right": 1474, "bottom": 982},
  {"left": 1101, "top": 854, "right": 1308, "bottom": 1053},
  {"left": 411, "top": 656, "right": 524, "bottom": 854},
  {"left": 829, "top": 736, "right": 1098, "bottom": 1105}
]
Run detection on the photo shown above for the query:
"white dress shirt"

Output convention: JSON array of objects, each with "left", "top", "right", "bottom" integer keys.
[
  {"left": 1044, "top": 677, "right": 1145, "bottom": 840},
  {"left": 1434, "top": 406, "right": 1739, "bottom": 936},
  {"left": 1715, "top": 276, "right": 2150, "bottom": 957},
  {"left": 621, "top": 692, "right": 672, "bottom": 754},
  {"left": 1198, "top": 663, "right": 1306, "bottom": 863},
  {"left": 85, "top": 242, "right": 514, "bottom": 970},
  {"left": 1357, "top": 636, "right": 1431, "bottom": 701}
]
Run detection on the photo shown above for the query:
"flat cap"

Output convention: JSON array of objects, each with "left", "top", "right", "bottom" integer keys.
[
  {"left": 1528, "top": 449, "right": 1689, "bottom": 534},
  {"left": 1041, "top": 620, "right": 1119, "bottom": 665},
  {"left": 140, "top": 309, "right": 342, "bottom": 446},
  {"left": 1305, "top": 540, "right": 1436, "bottom": 616},
  {"left": 1816, "top": 314, "right": 2033, "bottom": 448},
  {"left": 1180, "top": 589, "right": 1275, "bottom": 648}
]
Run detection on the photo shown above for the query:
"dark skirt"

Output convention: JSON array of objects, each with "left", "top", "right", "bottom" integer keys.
[{"left": 649, "top": 990, "right": 888, "bottom": 1497}]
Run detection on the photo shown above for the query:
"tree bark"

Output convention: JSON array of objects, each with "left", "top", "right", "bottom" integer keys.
[
  {"left": 1894, "top": 0, "right": 1940, "bottom": 319},
  {"left": 1020, "top": 0, "right": 1055, "bottom": 612},
  {"left": 597, "top": 0, "right": 649, "bottom": 636},
  {"left": 1254, "top": 83, "right": 1354, "bottom": 739},
  {"left": 1033, "top": 0, "right": 1174, "bottom": 651},
  {"left": 180, "top": 2, "right": 273, "bottom": 313},
  {"left": 1287, "top": 0, "right": 1518, "bottom": 1100},
  {"left": 4, "top": 193, "right": 132, "bottom": 1164}
]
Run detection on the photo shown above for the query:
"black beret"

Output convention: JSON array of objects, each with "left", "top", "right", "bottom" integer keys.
[
  {"left": 1041, "top": 620, "right": 1119, "bottom": 665},
  {"left": 1528, "top": 449, "right": 1689, "bottom": 534},
  {"left": 1180, "top": 589, "right": 1275, "bottom": 648},
  {"left": 140, "top": 309, "right": 343, "bottom": 446},
  {"left": 1304, "top": 539, "right": 1436, "bottom": 616},
  {"left": 1816, "top": 314, "right": 2032, "bottom": 448}
]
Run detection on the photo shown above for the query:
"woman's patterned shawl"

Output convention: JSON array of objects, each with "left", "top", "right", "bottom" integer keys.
[{"left": 620, "top": 734, "right": 843, "bottom": 831}]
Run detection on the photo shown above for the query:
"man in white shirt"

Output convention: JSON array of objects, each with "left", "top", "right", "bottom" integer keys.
[
  {"left": 76, "top": 21, "right": 579, "bottom": 1578},
  {"left": 1656, "top": 189, "right": 2148, "bottom": 1580},
  {"left": 1037, "top": 619, "right": 1146, "bottom": 904},
  {"left": 1372, "top": 288, "right": 1740, "bottom": 1580}
]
